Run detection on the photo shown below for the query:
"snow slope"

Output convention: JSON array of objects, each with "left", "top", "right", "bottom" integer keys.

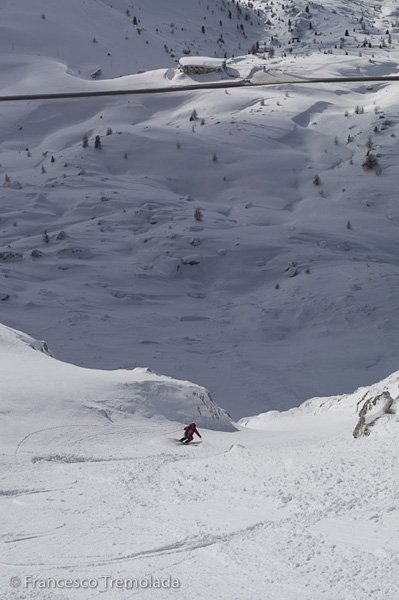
[
  {"left": 2, "top": 2, "right": 399, "bottom": 599},
  {"left": 3, "top": 70, "right": 399, "bottom": 417},
  {"left": 2, "top": 325, "right": 399, "bottom": 600},
  {"left": 0, "top": 323, "right": 233, "bottom": 443},
  {"left": 1, "top": 0, "right": 399, "bottom": 419},
  {"left": 0, "top": 0, "right": 263, "bottom": 81}
]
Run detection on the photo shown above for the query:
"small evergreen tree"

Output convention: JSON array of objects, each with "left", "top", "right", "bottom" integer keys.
[
  {"left": 95, "top": 135, "right": 102, "bottom": 149},
  {"left": 313, "top": 174, "right": 321, "bottom": 186},
  {"left": 362, "top": 153, "right": 379, "bottom": 170},
  {"left": 194, "top": 207, "right": 203, "bottom": 221}
]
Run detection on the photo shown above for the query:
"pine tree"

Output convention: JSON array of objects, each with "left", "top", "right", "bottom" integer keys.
[
  {"left": 313, "top": 174, "right": 321, "bottom": 186},
  {"left": 194, "top": 207, "right": 203, "bottom": 221}
]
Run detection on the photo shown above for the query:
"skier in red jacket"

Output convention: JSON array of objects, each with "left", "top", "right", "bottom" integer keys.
[{"left": 179, "top": 423, "right": 202, "bottom": 444}]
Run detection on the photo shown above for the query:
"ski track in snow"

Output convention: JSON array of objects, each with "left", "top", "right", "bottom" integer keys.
[
  {"left": 1, "top": 410, "right": 399, "bottom": 599},
  {"left": 2, "top": 0, "right": 399, "bottom": 598}
]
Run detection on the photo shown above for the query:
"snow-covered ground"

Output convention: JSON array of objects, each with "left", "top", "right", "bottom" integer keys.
[
  {"left": 2, "top": 0, "right": 399, "bottom": 416},
  {"left": 1, "top": 324, "right": 399, "bottom": 600},
  {"left": 2, "top": 1, "right": 399, "bottom": 596}
]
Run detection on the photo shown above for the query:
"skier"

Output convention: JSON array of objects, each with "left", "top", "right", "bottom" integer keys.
[{"left": 179, "top": 422, "right": 202, "bottom": 444}]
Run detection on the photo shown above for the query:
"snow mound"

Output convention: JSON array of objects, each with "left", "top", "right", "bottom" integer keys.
[
  {"left": 0, "top": 323, "right": 234, "bottom": 432},
  {"left": 103, "top": 367, "right": 235, "bottom": 430}
]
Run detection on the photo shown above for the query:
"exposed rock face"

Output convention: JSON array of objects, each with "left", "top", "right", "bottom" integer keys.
[
  {"left": 353, "top": 391, "right": 397, "bottom": 438},
  {"left": 0, "top": 252, "right": 23, "bottom": 262}
]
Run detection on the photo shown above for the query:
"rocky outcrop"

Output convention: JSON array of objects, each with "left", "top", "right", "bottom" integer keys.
[{"left": 353, "top": 391, "right": 397, "bottom": 438}]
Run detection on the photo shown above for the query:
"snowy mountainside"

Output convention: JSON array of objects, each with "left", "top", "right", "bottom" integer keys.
[
  {"left": 239, "top": 366, "right": 399, "bottom": 439},
  {"left": 1, "top": 324, "right": 399, "bottom": 600},
  {"left": 2, "top": 2, "right": 399, "bottom": 599},
  {"left": 257, "top": 0, "right": 399, "bottom": 59},
  {"left": 0, "top": 323, "right": 234, "bottom": 455},
  {"left": 2, "top": 0, "right": 399, "bottom": 418},
  {"left": 0, "top": 0, "right": 263, "bottom": 82},
  {"left": 3, "top": 70, "right": 399, "bottom": 418}
]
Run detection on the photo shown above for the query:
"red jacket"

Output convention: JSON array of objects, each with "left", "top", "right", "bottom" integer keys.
[{"left": 184, "top": 423, "right": 201, "bottom": 438}]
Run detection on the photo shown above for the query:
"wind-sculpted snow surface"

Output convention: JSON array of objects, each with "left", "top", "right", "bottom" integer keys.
[
  {"left": 1, "top": 325, "right": 399, "bottom": 599},
  {"left": 3, "top": 0, "right": 399, "bottom": 418},
  {"left": 0, "top": 323, "right": 234, "bottom": 438}
]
